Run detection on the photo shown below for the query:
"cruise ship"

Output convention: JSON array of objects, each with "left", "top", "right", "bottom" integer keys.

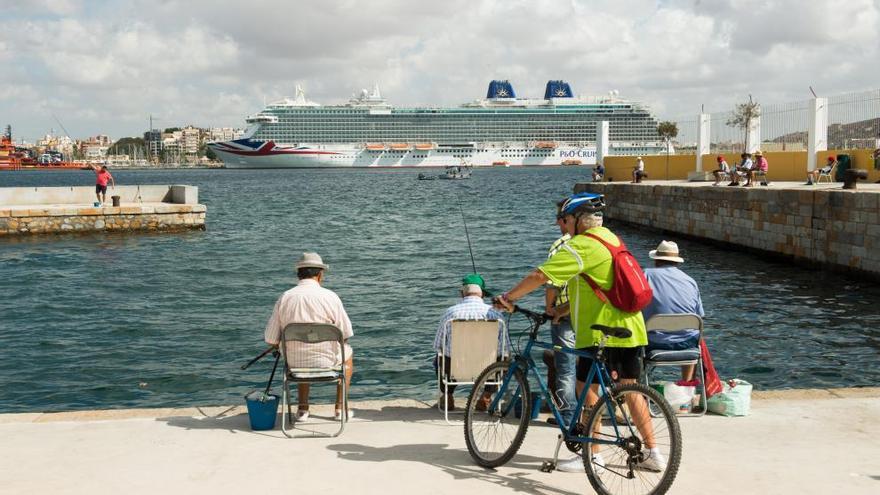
[{"left": 208, "top": 80, "right": 664, "bottom": 168}]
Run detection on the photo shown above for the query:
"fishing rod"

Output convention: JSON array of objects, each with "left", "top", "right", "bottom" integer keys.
[
  {"left": 456, "top": 191, "right": 478, "bottom": 274},
  {"left": 241, "top": 347, "right": 277, "bottom": 370}
]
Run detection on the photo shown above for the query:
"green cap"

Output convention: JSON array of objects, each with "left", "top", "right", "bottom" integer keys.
[{"left": 461, "top": 273, "right": 492, "bottom": 296}]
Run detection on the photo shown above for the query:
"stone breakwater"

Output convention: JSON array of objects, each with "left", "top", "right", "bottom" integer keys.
[
  {"left": 0, "top": 185, "right": 205, "bottom": 235},
  {"left": 0, "top": 204, "right": 205, "bottom": 235},
  {"left": 575, "top": 181, "right": 880, "bottom": 280}
]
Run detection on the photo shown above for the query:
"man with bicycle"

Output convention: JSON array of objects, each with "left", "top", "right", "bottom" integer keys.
[{"left": 493, "top": 192, "right": 665, "bottom": 473}]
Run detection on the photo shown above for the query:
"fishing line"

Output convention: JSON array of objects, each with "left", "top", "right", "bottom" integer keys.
[{"left": 454, "top": 189, "right": 478, "bottom": 275}]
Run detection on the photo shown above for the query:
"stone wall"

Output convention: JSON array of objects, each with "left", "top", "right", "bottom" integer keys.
[
  {"left": 575, "top": 182, "right": 880, "bottom": 279},
  {"left": 0, "top": 205, "right": 206, "bottom": 235}
]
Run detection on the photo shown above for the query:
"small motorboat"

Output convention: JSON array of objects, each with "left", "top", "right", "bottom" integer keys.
[
  {"left": 417, "top": 173, "right": 437, "bottom": 180},
  {"left": 439, "top": 164, "right": 472, "bottom": 180}
]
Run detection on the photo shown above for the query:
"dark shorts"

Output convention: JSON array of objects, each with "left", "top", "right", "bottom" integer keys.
[
  {"left": 96, "top": 184, "right": 107, "bottom": 194},
  {"left": 576, "top": 346, "right": 642, "bottom": 383}
]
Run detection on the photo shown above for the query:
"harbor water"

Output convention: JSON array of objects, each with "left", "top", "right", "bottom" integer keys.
[{"left": 1, "top": 167, "right": 879, "bottom": 413}]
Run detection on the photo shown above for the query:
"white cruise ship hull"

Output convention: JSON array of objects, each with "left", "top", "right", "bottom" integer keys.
[{"left": 209, "top": 139, "right": 597, "bottom": 169}]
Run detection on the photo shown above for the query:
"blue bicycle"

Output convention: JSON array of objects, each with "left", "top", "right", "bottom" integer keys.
[{"left": 463, "top": 306, "right": 682, "bottom": 495}]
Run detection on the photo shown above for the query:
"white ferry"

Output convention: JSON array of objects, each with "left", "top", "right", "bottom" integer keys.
[{"left": 209, "top": 80, "right": 665, "bottom": 168}]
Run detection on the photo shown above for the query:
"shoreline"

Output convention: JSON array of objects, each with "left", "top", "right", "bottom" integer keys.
[{"left": 2, "top": 386, "right": 877, "bottom": 422}]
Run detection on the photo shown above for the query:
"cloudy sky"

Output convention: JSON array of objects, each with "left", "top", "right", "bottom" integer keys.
[{"left": 1, "top": 0, "right": 878, "bottom": 141}]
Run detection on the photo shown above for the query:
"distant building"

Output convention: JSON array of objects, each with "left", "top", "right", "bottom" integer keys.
[
  {"left": 206, "top": 127, "right": 241, "bottom": 142},
  {"left": 181, "top": 126, "right": 200, "bottom": 155},
  {"left": 144, "top": 129, "right": 162, "bottom": 157}
]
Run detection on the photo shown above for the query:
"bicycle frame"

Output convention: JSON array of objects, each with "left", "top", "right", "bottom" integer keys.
[{"left": 489, "top": 317, "right": 636, "bottom": 448}]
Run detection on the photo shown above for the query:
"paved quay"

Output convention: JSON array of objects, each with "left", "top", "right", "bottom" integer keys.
[{"left": 1, "top": 388, "right": 877, "bottom": 494}]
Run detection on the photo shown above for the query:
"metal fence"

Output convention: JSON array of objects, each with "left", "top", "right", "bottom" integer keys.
[
  {"left": 661, "top": 88, "right": 879, "bottom": 155},
  {"left": 827, "top": 89, "right": 880, "bottom": 150}
]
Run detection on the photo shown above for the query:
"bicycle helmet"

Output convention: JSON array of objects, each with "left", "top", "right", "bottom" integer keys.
[{"left": 559, "top": 192, "right": 605, "bottom": 217}]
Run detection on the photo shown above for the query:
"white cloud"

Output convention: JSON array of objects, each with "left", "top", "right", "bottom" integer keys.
[{"left": 0, "top": 0, "right": 877, "bottom": 141}]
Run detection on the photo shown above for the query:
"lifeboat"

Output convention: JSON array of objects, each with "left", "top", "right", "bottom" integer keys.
[
  {"left": 562, "top": 159, "right": 582, "bottom": 166},
  {"left": 492, "top": 161, "right": 509, "bottom": 166},
  {"left": 389, "top": 143, "right": 410, "bottom": 150},
  {"left": 365, "top": 143, "right": 386, "bottom": 151},
  {"left": 535, "top": 141, "right": 558, "bottom": 149},
  {"left": 414, "top": 143, "right": 435, "bottom": 150}
]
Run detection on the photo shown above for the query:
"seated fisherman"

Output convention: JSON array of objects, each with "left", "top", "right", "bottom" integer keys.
[
  {"left": 433, "top": 274, "right": 506, "bottom": 411},
  {"left": 642, "top": 241, "right": 703, "bottom": 381},
  {"left": 807, "top": 156, "right": 836, "bottom": 185},
  {"left": 712, "top": 156, "right": 730, "bottom": 186},
  {"left": 592, "top": 163, "right": 605, "bottom": 182},
  {"left": 632, "top": 156, "right": 646, "bottom": 183},
  {"left": 264, "top": 252, "right": 354, "bottom": 422},
  {"left": 729, "top": 153, "right": 752, "bottom": 186}
]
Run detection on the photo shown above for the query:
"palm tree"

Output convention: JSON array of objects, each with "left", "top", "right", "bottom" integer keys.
[{"left": 657, "top": 121, "right": 678, "bottom": 179}]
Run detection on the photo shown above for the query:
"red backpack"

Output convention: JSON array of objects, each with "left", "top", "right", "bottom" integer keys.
[{"left": 579, "top": 232, "right": 653, "bottom": 313}]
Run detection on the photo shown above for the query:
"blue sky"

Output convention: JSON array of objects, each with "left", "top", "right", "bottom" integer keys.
[{"left": 1, "top": 0, "right": 878, "bottom": 142}]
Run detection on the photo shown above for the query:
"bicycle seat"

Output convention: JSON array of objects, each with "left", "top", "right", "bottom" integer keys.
[{"left": 590, "top": 324, "right": 632, "bottom": 339}]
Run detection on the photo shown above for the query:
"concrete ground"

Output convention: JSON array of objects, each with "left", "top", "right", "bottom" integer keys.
[{"left": 1, "top": 388, "right": 878, "bottom": 495}]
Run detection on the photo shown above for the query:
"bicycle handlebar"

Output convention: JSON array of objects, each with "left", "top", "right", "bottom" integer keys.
[{"left": 512, "top": 305, "right": 551, "bottom": 326}]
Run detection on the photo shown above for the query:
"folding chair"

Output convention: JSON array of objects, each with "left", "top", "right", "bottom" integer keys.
[
  {"left": 642, "top": 314, "right": 706, "bottom": 417},
  {"left": 753, "top": 169, "right": 770, "bottom": 186},
  {"left": 437, "top": 319, "right": 507, "bottom": 424},
  {"left": 817, "top": 163, "right": 836, "bottom": 183},
  {"left": 280, "top": 323, "right": 348, "bottom": 438}
]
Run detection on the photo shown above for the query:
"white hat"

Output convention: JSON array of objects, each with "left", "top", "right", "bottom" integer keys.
[
  {"left": 649, "top": 240, "right": 684, "bottom": 263},
  {"left": 636, "top": 156, "right": 643, "bottom": 160},
  {"left": 295, "top": 252, "right": 329, "bottom": 270}
]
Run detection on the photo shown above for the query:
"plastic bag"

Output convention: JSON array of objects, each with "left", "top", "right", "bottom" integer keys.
[
  {"left": 663, "top": 382, "right": 696, "bottom": 413},
  {"left": 707, "top": 379, "right": 752, "bottom": 416}
]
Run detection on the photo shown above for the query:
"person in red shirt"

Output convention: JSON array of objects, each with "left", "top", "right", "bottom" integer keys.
[{"left": 89, "top": 164, "right": 115, "bottom": 204}]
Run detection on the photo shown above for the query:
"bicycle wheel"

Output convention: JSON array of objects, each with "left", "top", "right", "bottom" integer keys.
[
  {"left": 582, "top": 383, "right": 681, "bottom": 495},
  {"left": 463, "top": 360, "right": 531, "bottom": 467}
]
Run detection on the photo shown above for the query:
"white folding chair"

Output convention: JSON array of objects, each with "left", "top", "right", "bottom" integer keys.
[
  {"left": 642, "top": 314, "right": 706, "bottom": 417},
  {"left": 817, "top": 163, "right": 836, "bottom": 183},
  {"left": 437, "top": 319, "right": 507, "bottom": 424},
  {"left": 280, "top": 323, "right": 348, "bottom": 438}
]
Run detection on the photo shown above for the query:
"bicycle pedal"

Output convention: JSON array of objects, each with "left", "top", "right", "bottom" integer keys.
[{"left": 540, "top": 460, "right": 556, "bottom": 473}]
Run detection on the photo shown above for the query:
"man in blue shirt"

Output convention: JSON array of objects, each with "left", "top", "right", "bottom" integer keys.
[
  {"left": 642, "top": 240, "right": 704, "bottom": 381},
  {"left": 433, "top": 274, "right": 506, "bottom": 410}
]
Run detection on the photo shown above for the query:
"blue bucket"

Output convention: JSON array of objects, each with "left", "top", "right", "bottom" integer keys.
[{"left": 245, "top": 391, "right": 280, "bottom": 431}]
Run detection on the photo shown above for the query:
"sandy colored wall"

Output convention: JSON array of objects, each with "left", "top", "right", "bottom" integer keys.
[{"left": 601, "top": 149, "right": 880, "bottom": 182}]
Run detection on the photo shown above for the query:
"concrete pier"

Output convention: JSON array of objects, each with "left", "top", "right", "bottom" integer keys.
[
  {"left": 575, "top": 180, "right": 880, "bottom": 280},
  {"left": 0, "top": 388, "right": 877, "bottom": 494},
  {"left": 0, "top": 185, "right": 205, "bottom": 235}
]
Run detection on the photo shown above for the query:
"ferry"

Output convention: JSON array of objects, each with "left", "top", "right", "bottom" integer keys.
[{"left": 208, "top": 80, "right": 665, "bottom": 168}]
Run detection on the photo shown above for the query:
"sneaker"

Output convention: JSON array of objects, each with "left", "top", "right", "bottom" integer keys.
[
  {"left": 556, "top": 455, "right": 585, "bottom": 473},
  {"left": 295, "top": 410, "right": 310, "bottom": 423},
  {"left": 334, "top": 409, "right": 354, "bottom": 421},
  {"left": 475, "top": 392, "right": 492, "bottom": 412},
  {"left": 637, "top": 447, "right": 666, "bottom": 472}
]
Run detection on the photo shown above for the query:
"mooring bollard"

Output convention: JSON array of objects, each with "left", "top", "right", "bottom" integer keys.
[
  {"left": 842, "top": 169, "right": 868, "bottom": 190},
  {"left": 111, "top": 195, "right": 121, "bottom": 207}
]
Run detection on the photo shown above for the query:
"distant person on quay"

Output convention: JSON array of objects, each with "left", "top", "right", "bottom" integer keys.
[
  {"left": 746, "top": 150, "right": 768, "bottom": 187},
  {"left": 729, "top": 152, "right": 752, "bottom": 186},
  {"left": 642, "top": 240, "right": 703, "bottom": 382},
  {"left": 88, "top": 164, "right": 115, "bottom": 204},
  {"left": 264, "top": 252, "right": 354, "bottom": 422},
  {"left": 632, "top": 156, "right": 646, "bottom": 183},
  {"left": 433, "top": 274, "right": 506, "bottom": 411},
  {"left": 711, "top": 155, "right": 730, "bottom": 186},
  {"left": 806, "top": 156, "right": 836, "bottom": 185},
  {"left": 592, "top": 163, "right": 604, "bottom": 182}
]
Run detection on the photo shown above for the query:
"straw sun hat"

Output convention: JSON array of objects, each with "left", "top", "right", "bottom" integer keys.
[
  {"left": 295, "top": 252, "right": 329, "bottom": 270},
  {"left": 648, "top": 240, "right": 684, "bottom": 263}
]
